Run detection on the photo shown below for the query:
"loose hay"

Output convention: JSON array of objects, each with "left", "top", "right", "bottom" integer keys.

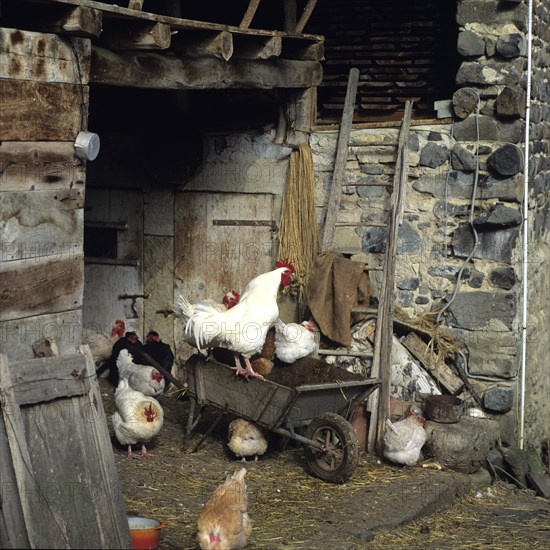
[{"left": 100, "top": 379, "right": 548, "bottom": 549}]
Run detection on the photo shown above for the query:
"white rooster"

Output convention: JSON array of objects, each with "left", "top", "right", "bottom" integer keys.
[
  {"left": 274, "top": 319, "right": 318, "bottom": 364},
  {"left": 116, "top": 349, "right": 166, "bottom": 397},
  {"left": 173, "top": 290, "right": 240, "bottom": 349},
  {"left": 112, "top": 379, "right": 164, "bottom": 458},
  {"left": 178, "top": 263, "right": 294, "bottom": 379},
  {"left": 383, "top": 406, "right": 427, "bottom": 466}
]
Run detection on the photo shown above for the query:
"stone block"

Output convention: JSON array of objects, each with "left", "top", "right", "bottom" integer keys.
[
  {"left": 456, "top": 60, "right": 523, "bottom": 86},
  {"left": 496, "top": 33, "right": 526, "bottom": 58},
  {"left": 428, "top": 265, "right": 471, "bottom": 282},
  {"left": 362, "top": 226, "right": 387, "bottom": 253},
  {"left": 487, "top": 143, "right": 524, "bottom": 176},
  {"left": 397, "top": 221, "right": 422, "bottom": 254},
  {"left": 415, "top": 296, "right": 430, "bottom": 305},
  {"left": 457, "top": 1, "right": 527, "bottom": 31},
  {"left": 452, "top": 223, "right": 519, "bottom": 263},
  {"left": 413, "top": 171, "right": 522, "bottom": 202},
  {"left": 483, "top": 386, "right": 515, "bottom": 413},
  {"left": 451, "top": 144, "right": 477, "bottom": 171},
  {"left": 467, "top": 270, "right": 485, "bottom": 288},
  {"left": 458, "top": 30, "right": 486, "bottom": 57},
  {"left": 397, "top": 278, "right": 420, "bottom": 290},
  {"left": 496, "top": 86, "right": 526, "bottom": 117},
  {"left": 475, "top": 203, "right": 522, "bottom": 226},
  {"left": 453, "top": 87, "right": 480, "bottom": 118},
  {"left": 489, "top": 267, "right": 517, "bottom": 290},
  {"left": 446, "top": 291, "right": 517, "bottom": 330},
  {"left": 453, "top": 115, "right": 523, "bottom": 143},
  {"left": 419, "top": 142, "right": 449, "bottom": 168}
]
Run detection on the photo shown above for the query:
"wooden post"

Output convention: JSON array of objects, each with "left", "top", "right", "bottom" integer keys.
[
  {"left": 295, "top": 0, "right": 318, "bottom": 33},
  {"left": 240, "top": 0, "right": 261, "bottom": 29},
  {"left": 367, "top": 101, "right": 414, "bottom": 454},
  {"left": 321, "top": 67, "right": 359, "bottom": 251}
]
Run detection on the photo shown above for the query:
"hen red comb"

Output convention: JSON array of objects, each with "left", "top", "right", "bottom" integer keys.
[{"left": 276, "top": 260, "right": 295, "bottom": 273}]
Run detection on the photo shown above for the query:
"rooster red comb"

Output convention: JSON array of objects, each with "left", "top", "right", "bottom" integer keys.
[{"left": 275, "top": 260, "right": 295, "bottom": 273}]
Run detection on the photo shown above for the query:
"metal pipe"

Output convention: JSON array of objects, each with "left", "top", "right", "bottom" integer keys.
[{"left": 519, "top": 0, "right": 534, "bottom": 451}]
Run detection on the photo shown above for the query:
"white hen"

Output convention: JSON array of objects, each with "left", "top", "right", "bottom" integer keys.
[
  {"left": 180, "top": 265, "right": 294, "bottom": 379},
  {"left": 116, "top": 349, "right": 165, "bottom": 397},
  {"left": 383, "top": 407, "right": 426, "bottom": 466},
  {"left": 112, "top": 379, "right": 164, "bottom": 458},
  {"left": 274, "top": 319, "right": 318, "bottom": 364}
]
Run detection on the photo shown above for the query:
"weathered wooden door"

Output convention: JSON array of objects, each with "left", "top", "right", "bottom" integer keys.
[
  {"left": 0, "top": 346, "right": 132, "bottom": 549},
  {"left": 83, "top": 189, "right": 145, "bottom": 337},
  {"left": 174, "top": 191, "right": 276, "bottom": 357}
]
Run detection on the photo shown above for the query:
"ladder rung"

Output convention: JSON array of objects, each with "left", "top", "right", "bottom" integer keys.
[
  {"left": 346, "top": 182, "right": 393, "bottom": 187},
  {"left": 335, "top": 222, "right": 388, "bottom": 228},
  {"left": 318, "top": 349, "right": 374, "bottom": 358},
  {"left": 364, "top": 266, "right": 384, "bottom": 271},
  {"left": 351, "top": 306, "right": 378, "bottom": 314}
]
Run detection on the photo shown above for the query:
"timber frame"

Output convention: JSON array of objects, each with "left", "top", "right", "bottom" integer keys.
[{"left": 2, "top": 0, "right": 325, "bottom": 90}]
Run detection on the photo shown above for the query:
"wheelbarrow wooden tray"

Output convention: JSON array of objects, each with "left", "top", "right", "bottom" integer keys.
[{"left": 185, "top": 354, "right": 380, "bottom": 433}]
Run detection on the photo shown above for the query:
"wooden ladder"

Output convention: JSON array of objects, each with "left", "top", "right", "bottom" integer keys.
[{"left": 320, "top": 67, "right": 413, "bottom": 453}]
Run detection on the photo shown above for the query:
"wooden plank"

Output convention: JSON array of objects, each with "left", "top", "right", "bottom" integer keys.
[
  {"left": 38, "top": 6, "right": 103, "bottom": 37},
  {"left": 295, "top": 0, "right": 319, "bottom": 33},
  {"left": 400, "top": 332, "right": 463, "bottom": 394},
  {"left": 90, "top": 46, "right": 322, "bottom": 89},
  {"left": 0, "top": 349, "right": 133, "bottom": 548},
  {"left": 0, "top": 28, "right": 91, "bottom": 84},
  {"left": 0, "top": 190, "right": 84, "bottom": 262},
  {"left": 232, "top": 35, "right": 282, "bottom": 60},
  {"left": 0, "top": 79, "right": 89, "bottom": 141},
  {"left": 321, "top": 67, "right": 359, "bottom": 251},
  {"left": 0, "top": 403, "right": 30, "bottom": 548},
  {"left": 0, "top": 310, "right": 82, "bottom": 363},
  {"left": 0, "top": 355, "right": 49, "bottom": 546},
  {"left": 368, "top": 100, "right": 413, "bottom": 454},
  {"left": 100, "top": 21, "right": 171, "bottom": 50},
  {"left": 239, "top": 0, "right": 262, "bottom": 29},
  {"left": 0, "top": 253, "right": 84, "bottom": 322},
  {"left": 30, "top": 0, "right": 323, "bottom": 40},
  {"left": 283, "top": 0, "right": 297, "bottom": 32},
  {"left": 171, "top": 30, "right": 233, "bottom": 61},
  {"left": 281, "top": 38, "right": 324, "bottom": 61},
  {"left": 0, "top": 142, "right": 85, "bottom": 192},
  {"left": 9, "top": 354, "right": 90, "bottom": 405}
]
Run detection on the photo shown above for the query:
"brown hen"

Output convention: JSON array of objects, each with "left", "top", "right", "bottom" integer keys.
[{"left": 197, "top": 468, "right": 251, "bottom": 550}]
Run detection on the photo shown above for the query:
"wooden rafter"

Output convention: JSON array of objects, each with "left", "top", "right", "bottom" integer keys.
[{"left": 239, "top": 0, "right": 261, "bottom": 30}]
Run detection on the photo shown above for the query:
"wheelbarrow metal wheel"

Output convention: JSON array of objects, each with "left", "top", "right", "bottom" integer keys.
[{"left": 303, "top": 412, "right": 359, "bottom": 483}]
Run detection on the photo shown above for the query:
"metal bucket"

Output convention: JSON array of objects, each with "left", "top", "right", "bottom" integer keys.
[{"left": 425, "top": 395, "right": 463, "bottom": 423}]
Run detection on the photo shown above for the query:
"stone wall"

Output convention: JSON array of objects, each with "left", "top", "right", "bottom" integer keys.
[
  {"left": 310, "top": 0, "right": 549, "bottom": 452},
  {"left": 523, "top": 0, "right": 550, "bottom": 456}
]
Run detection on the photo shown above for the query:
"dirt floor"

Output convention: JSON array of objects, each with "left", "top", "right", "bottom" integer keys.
[{"left": 99, "top": 370, "right": 550, "bottom": 550}]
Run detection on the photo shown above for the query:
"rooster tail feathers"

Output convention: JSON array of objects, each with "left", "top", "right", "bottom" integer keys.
[
  {"left": 116, "top": 349, "right": 133, "bottom": 368},
  {"left": 174, "top": 294, "right": 194, "bottom": 319}
]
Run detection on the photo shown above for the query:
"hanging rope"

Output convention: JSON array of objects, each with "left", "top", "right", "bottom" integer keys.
[{"left": 277, "top": 143, "right": 318, "bottom": 303}]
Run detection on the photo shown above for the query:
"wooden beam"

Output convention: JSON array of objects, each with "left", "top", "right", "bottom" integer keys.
[
  {"left": 281, "top": 38, "right": 324, "bottom": 61},
  {"left": 240, "top": 0, "right": 261, "bottom": 29},
  {"left": 0, "top": 142, "right": 85, "bottom": 192},
  {"left": 0, "top": 28, "right": 91, "bottom": 84},
  {"left": 29, "top": 0, "right": 323, "bottom": 40},
  {"left": 40, "top": 5, "right": 102, "bottom": 38},
  {"left": 0, "top": 79, "right": 89, "bottom": 141},
  {"left": 127, "top": 0, "right": 144, "bottom": 10},
  {"left": 90, "top": 46, "right": 322, "bottom": 89},
  {"left": 283, "top": 0, "right": 297, "bottom": 32},
  {"left": 232, "top": 35, "right": 282, "bottom": 60},
  {"left": 100, "top": 21, "right": 171, "bottom": 50},
  {"left": 295, "top": 0, "right": 318, "bottom": 33},
  {"left": 0, "top": 254, "right": 84, "bottom": 322},
  {"left": 170, "top": 31, "right": 234, "bottom": 61}
]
